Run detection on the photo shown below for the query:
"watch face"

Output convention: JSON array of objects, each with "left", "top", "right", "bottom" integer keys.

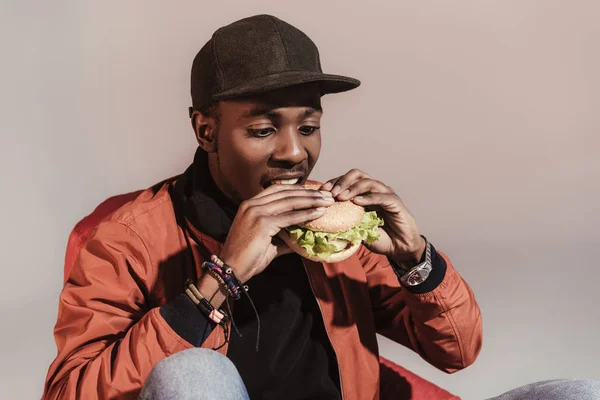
[
  {"left": 402, "top": 263, "right": 432, "bottom": 286},
  {"left": 406, "top": 270, "right": 426, "bottom": 286}
]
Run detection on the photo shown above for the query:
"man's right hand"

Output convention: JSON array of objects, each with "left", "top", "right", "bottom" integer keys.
[{"left": 218, "top": 184, "right": 334, "bottom": 283}]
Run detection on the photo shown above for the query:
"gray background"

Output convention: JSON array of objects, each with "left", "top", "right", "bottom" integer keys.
[{"left": 1, "top": 1, "right": 598, "bottom": 399}]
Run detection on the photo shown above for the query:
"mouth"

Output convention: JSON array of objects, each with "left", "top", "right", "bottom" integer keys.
[{"left": 262, "top": 175, "right": 306, "bottom": 188}]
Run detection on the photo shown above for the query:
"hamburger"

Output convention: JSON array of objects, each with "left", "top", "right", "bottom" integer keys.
[{"left": 281, "top": 184, "right": 385, "bottom": 263}]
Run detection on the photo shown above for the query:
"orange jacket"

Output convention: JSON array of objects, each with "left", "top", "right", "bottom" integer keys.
[{"left": 43, "top": 180, "right": 482, "bottom": 400}]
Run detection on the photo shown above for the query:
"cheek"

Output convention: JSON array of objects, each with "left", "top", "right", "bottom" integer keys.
[
  {"left": 225, "top": 138, "right": 268, "bottom": 172},
  {"left": 306, "top": 132, "right": 321, "bottom": 167},
  {"left": 218, "top": 135, "right": 270, "bottom": 194}
]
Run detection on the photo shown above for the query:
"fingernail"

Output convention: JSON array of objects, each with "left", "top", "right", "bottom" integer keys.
[
  {"left": 320, "top": 190, "right": 333, "bottom": 196},
  {"left": 322, "top": 182, "right": 333, "bottom": 190},
  {"left": 315, "top": 207, "right": 327, "bottom": 212},
  {"left": 331, "top": 186, "right": 341, "bottom": 196},
  {"left": 354, "top": 196, "right": 363, "bottom": 201},
  {"left": 339, "top": 189, "right": 350, "bottom": 198},
  {"left": 320, "top": 196, "right": 335, "bottom": 202}
]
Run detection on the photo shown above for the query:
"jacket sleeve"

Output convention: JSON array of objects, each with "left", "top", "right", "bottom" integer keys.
[
  {"left": 360, "top": 244, "right": 483, "bottom": 373},
  {"left": 43, "top": 221, "right": 201, "bottom": 400}
]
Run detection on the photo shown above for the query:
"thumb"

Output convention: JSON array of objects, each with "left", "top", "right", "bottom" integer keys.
[
  {"left": 273, "top": 235, "right": 294, "bottom": 258},
  {"left": 363, "top": 228, "right": 394, "bottom": 255},
  {"left": 276, "top": 245, "right": 294, "bottom": 258}
]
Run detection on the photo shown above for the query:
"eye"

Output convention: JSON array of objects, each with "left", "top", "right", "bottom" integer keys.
[
  {"left": 299, "top": 126, "right": 320, "bottom": 136},
  {"left": 248, "top": 128, "right": 276, "bottom": 138}
]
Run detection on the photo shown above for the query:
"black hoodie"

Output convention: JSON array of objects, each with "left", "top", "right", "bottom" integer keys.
[{"left": 168, "top": 148, "right": 342, "bottom": 399}]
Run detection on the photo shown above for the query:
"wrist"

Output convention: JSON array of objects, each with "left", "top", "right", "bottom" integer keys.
[
  {"left": 196, "top": 273, "right": 227, "bottom": 309},
  {"left": 391, "top": 235, "right": 427, "bottom": 270},
  {"left": 218, "top": 252, "right": 253, "bottom": 283}
]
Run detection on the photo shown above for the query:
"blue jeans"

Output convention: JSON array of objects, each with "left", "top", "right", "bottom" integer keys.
[
  {"left": 139, "top": 348, "right": 249, "bottom": 400},
  {"left": 487, "top": 378, "right": 600, "bottom": 400},
  {"left": 140, "top": 348, "right": 599, "bottom": 400}
]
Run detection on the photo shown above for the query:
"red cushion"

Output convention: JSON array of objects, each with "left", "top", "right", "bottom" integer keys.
[
  {"left": 379, "top": 357, "right": 460, "bottom": 400},
  {"left": 63, "top": 190, "right": 459, "bottom": 400}
]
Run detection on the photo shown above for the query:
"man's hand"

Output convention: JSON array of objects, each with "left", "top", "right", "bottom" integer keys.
[
  {"left": 218, "top": 184, "right": 334, "bottom": 283},
  {"left": 321, "top": 169, "right": 426, "bottom": 267}
]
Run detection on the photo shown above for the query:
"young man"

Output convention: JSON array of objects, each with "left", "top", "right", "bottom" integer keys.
[{"left": 43, "top": 14, "right": 598, "bottom": 400}]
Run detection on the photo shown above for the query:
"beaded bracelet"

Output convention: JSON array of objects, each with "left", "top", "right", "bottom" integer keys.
[
  {"left": 210, "top": 255, "right": 248, "bottom": 295},
  {"left": 202, "top": 261, "right": 244, "bottom": 300},
  {"left": 203, "top": 266, "right": 228, "bottom": 291}
]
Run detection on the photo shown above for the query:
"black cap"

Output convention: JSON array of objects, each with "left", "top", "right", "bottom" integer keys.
[{"left": 190, "top": 14, "right": 361, "bottom": 111}]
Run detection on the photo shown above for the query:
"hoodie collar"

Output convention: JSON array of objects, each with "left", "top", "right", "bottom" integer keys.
[{"left": 171, "top": 147, "right": 238, "bottom": 243}]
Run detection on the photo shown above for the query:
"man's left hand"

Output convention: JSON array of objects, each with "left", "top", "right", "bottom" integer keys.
[{"left": 321, "top": 169, "right": 426, "bottom": 268}]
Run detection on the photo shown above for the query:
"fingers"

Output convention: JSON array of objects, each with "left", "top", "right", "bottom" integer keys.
[
  {"left": 336, "top": 178, "right": 392, "bottom": 201},
  {"left": 236, "top": 186, "right": 335, "bottom": 239},
  {"left": 320, "top": 179, "right": 337, "bottom": 192},
  {"left": 261, "top": 195, "right": 334, "bottom": 216},
  {"left": 251, "top": 183, "right": 307, "bottom": 199},
  {"left": 239, "top": 194, "right": 333, "bottom": 236},
  {"left": 273, "top": 207, "right": 328, "bottom": 229},
  {"left": 247, "top": 187, "right": 332, "bottom": 208},
  {"left": 321, "top": 169, "right": 369, "bottom": 197},
  {"left": 352, "top": 193, "right": 405, "bottom": 213}
]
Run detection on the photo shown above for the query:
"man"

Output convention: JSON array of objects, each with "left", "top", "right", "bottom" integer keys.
[{"left": 43, "top": 14, "right": 598, "bottom": 400}]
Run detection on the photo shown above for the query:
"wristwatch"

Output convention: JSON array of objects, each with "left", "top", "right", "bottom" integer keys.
[
  {"left": 389, "top": 235, "right": 433, "bottom": 287},
  {"left": 401, "top": 236, "right": 433, "bottom": 286}
]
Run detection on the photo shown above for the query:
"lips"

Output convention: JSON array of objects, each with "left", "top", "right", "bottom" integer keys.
[{"left": 262, "top": 175, "right": 306, "bottom": 188}]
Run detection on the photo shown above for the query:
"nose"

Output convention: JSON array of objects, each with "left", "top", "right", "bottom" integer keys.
[{"left": 271, "top": 127, "right": 307, "bottom": 166}]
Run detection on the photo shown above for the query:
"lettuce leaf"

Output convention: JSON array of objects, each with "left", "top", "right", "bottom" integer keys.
[{"left": 286, "top": 211, "right": 384, "bottom": 258}]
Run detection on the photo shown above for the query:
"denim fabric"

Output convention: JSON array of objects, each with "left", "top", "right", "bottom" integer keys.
[{"left": 139, "top": 348, "right": 249, "bottom": 400}]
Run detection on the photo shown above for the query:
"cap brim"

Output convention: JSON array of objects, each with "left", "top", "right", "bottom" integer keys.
[{"left": 212, "top": 70, "right": 360, "bottom": 101}]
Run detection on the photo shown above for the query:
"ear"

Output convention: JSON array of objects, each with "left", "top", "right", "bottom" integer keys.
[{"left": 191, "top": 109, "right": 218, "bottom": 153}]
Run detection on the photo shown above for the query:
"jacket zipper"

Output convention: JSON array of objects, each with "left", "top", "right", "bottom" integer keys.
[{"left": 301, "top": 260, "right": 344, "bottom": 400}]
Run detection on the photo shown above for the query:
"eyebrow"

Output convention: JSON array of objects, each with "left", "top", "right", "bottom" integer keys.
[{"left": 238, "top": 106, "right": 323, "bottom": 121}]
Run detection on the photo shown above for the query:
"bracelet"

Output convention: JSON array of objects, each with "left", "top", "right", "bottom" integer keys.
[
  {"left": 210, "top": 255, "right": 248, "bottom": 295},
  {"left": 202, "top": 262, "right": 240, "bottom": 300},
  {"left": 183, "top": 280, "right": 231, "bottom": 351},
  {"left": 184, "top": 279, "right": 229, "bottom": 326},
  {"left": 204, "top": 266, "right": 229, "bottom": 291},
  {"left": 202, "top": 260, "right": 249, "bottom": 301},
  {"left": 210, "top": 255, "right": 260, "bottom": 352}
]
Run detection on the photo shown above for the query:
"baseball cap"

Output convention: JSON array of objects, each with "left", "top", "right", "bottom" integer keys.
[{"left": 190, "top": 14, "right": 361, "bottom": 112}]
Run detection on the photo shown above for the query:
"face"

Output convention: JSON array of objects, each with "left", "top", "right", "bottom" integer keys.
[{"left": 194, "top": 82, "right": 323, "bottom": 203}]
